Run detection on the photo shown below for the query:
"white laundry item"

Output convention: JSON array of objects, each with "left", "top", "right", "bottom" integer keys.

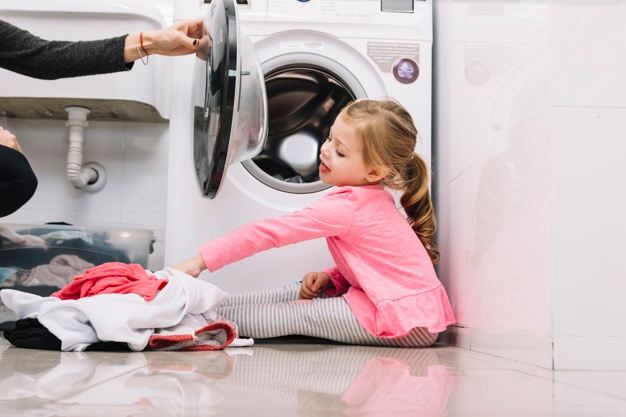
[
  {"left": 228, "top": 338, "right": 255, "bottom": 347},
  {"left": 1, "top": 290, "right": 59, "bottom": 319},
  {"left": 0, "top": 268, "right": 246, "bottom": 351}
]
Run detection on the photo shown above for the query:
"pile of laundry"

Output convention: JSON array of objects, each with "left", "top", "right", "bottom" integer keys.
[{"left": 1, "top": 262, "right": 252, "bottom": 351}]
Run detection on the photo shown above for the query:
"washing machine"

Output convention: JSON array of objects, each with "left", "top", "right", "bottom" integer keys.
[{"left": 165, "top": 0, "right": 432, "bottom": 294}]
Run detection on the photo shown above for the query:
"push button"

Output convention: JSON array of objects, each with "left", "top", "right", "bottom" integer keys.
[{"left": 381, "top": 0, "right": 414, "bottom": 13}]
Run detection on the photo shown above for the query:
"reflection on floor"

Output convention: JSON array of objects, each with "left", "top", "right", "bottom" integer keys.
[{"left": 0, "top": 336, "right": 625, "bottom": 416}]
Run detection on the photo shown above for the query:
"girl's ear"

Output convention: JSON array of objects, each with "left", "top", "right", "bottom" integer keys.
[{"left": 366, "top": 165, "right": 390, "bottom": 183}]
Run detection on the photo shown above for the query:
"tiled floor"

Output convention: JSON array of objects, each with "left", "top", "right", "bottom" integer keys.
[{"left": 0, "top": 336, "right": 625, "bottom": 416}]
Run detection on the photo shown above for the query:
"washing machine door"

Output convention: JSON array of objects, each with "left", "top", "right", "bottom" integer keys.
[{"left": 193, "top": 0, "right": 268, "bottom": 199}]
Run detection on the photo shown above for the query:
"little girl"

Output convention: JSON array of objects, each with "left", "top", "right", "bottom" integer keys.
[{"left": 173, "top": 99, "right": 456, "bottom": 347}]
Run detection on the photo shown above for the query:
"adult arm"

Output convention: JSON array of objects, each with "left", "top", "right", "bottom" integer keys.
[
  {"left": 0, "top": 16, "right": 203, "bottom": 79},
  {"left": 0, "top": 20, "right": 130, "bottom": 79}
]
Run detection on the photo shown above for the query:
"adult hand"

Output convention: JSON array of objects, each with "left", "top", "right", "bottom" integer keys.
[
  {"left": 171, "top": 254, "right": 207, "bottom": 278},
  {"left": 144, "top": 16, "right": 205, "bottom": 57},
  {"left": 299, "top": 271, "right": 331, "bottom": 300},
  {"left": 0, "top": 127, "right": 22, "bottom": 153}
]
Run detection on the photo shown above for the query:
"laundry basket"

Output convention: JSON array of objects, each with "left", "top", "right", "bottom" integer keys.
[{"left": 0, "top": 223, "right": 155, "bottom": 330}]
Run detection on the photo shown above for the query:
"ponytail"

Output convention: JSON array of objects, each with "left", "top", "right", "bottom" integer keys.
[
  {"left": 398, "top": 153, "right": 440, "bottom": 265},
  {"left": 340, "top": 98, "right": 440, "bottom": 265}
]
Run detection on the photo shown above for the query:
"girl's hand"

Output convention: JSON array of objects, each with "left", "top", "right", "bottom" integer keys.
[
  {"left": 299, "top": 271, "right": 331, "bottom": 300},
  {"left": 171, "top": 254, "right": 207, "bottom": 278}
]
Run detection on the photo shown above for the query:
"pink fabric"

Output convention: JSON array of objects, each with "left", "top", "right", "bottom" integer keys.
[
  {"left": 200, "top": 185, "right": 456, "bottom": 337},
  {"left": 51, "top": 262, "right": 168, "bottom": 301},
  {"left": 147, "top": 320, "right": 236, "bottom": 351}
]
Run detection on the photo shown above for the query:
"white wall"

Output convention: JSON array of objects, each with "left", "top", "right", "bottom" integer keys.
[{"left": 434, "top": 0, "right": 626, "bottom": 370}]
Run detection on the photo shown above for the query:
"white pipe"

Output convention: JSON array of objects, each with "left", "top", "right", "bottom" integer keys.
[{"left": 65, "top": 106, "right": 98, "bottom": 190}]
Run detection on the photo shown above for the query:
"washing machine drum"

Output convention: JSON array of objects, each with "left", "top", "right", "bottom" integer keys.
[
  {"left": 254, "top": 69, "right": 353, "bottom": 184},
  {"left": 192, "top": 0, "right": 268, "bottom": 199}
]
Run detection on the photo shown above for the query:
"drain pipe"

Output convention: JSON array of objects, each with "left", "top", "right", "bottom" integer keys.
[{"left": 65, "top": 106, "right": 106, "bottom": 193}]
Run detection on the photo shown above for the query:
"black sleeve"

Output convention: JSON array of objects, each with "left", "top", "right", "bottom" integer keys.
[
  {"left": 0, "top": 19, "right": 134, "bottom": 80},
  {"left": 0, "top": 145, "right": 38, "bottom": 217}
]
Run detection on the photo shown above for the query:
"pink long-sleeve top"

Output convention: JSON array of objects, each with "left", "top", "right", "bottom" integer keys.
[{"left": 199, "top": 185, "right": 456, "bottom": 337}]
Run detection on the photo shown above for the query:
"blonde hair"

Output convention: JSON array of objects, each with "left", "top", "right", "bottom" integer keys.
[{"left": 339, "top": 99, "right": 440, "bottom": 265}]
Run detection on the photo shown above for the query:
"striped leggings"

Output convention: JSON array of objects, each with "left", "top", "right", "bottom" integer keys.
[{"left": 216, "top": 283, "right": 438, "bottom": 347}]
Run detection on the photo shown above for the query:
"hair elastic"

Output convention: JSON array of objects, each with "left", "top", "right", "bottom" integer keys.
[
  {"left": 139, "top": 32, "right": 149, "bottom": 57},
  {"left": 136, "top": 33, "right": 148, "bottom": 65}
]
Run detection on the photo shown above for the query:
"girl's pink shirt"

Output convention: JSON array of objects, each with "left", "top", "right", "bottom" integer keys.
[{"left": 199, "top": 185, "right": 456, "bottom": 337}]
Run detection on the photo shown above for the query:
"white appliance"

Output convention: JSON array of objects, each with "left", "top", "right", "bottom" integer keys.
[
  {"left": 165, "top": 0, "right": 433, "bottom": 294},
  {"left": 434, "top": 2, "right": 553, "bottom": 367},
  {"left": 434, "top": 1, "right": 626, "bottom": 370}
]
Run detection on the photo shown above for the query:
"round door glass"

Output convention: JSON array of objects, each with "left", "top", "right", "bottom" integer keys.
[{"left": 192, "top": 0, "right": 267, "bottom": 199}]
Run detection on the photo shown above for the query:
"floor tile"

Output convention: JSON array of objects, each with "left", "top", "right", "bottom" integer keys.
[{"left": 1, "top": 336, "right": 625, "bottom": 416}]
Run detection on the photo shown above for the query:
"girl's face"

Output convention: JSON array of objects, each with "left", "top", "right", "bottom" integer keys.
[{"left": 319, "top": 116, "right": 377, "bottom": 187}]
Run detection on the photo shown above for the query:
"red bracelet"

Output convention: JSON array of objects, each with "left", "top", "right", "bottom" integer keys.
[{"left": 139, "top": 32, "right": 149, "bottom": 56}]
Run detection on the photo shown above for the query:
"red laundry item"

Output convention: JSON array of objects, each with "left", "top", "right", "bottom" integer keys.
[
  {"left": 51, "top": 262, "right": 168, "bottom": 301},
  {"left": 147, "top": 320, "right": 237, "bottom": 351}
]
